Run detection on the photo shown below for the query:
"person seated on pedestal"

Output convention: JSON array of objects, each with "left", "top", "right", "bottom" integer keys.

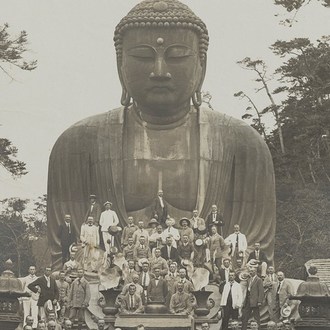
[
  {"left": 225, "top": 224, "right": 248, "bottom": 269},
  {"left": 123, "top": 259, "right": 138, "bottom": 285},
  {"left": 190, "top": 210, "right": 205, "bottom": 234},
  {"left": 122, "top": 274, "right": 144, "bottom": 298},
  {"left": 161, "top": 218, "right": 180, "bottom": 248},
  {"left": 149, "top": 248, "right": 168, "bottom": 276},
  {"left": 149, "top": 224, "right": 165, "bottom": 254},
  {"left": 147, "top": 218, "right": 159, "bottom": 237},
  {"left": 208, "top": 225, "right": 226, "bottom": 273},
  {"left": 123, "top": 237, "right": 135, "bottom": 261},
  {"left": 132, "top": 221, "right": 149, "bottom": 247},
  {"left": 218, "top": 258, "right": 233, "bottom": 294},
  {"left": 174, "top": 268, "right": 194, "bottom": 294},
  {"left": 247, "top": 243, "right": 268, "bottom": 279},
  {"left": 161, "top": 236, "right": 179, "bottom": 265},
  {"left": 147, "top": 267, "right": 168, "bottom": 303},
  {"left": 80, "top": 216, "right": 100, "bottom": 273},
  {"left": 63, "top": 254, "right": 79, "bottom": 277},
  {"left": 133, "top": 236, "right": 151, "bottom": 268},
  {"left": 179, "top": 218, "right": 194, "bottom": 244},
  {"left": 139, "top": 260, "right": 154, "bottom": 304},
  {"left": 169, "top": 282, "right": 192, "bottom": 315},
  {"left": 120, "top": 284, "right": 144, "bottom": 314},
  {"left": 178, "top": 235, "right": 194, "bottom": 262},
  {"left": 121, "top": 216, "right": 138, "bottom": 248},
  {"left": 206, "top": 205, "right": 225, "bottom": 236}
]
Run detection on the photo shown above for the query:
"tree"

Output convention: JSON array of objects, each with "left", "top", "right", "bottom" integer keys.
[
  {"left": 0, "top": 196, "right": 47, "bottom": 275},
  {"left": 0, "top": 23, "right": 37, "bottom": 79},
  {"left": 0, "top": 23, "right": 37, "bottom": 179},
  {"left": 0, "top": 138, "right": 27, "bottom": 178},
  {"left": 236, "top": 57, "right": 285, "bottom": 154},
  {"left": 271, "top": 37, "right": 330, "bottom": 184}
]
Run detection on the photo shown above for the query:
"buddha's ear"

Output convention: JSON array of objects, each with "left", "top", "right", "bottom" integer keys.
[
  {"left": 192, "top": 55, "right": 207, "bottom": 109},
  {"left": 117, "top": 59, "right": 131, "bottom": 107}
]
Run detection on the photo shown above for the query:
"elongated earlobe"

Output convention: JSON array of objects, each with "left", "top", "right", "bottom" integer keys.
[{"left": 121, "top": 87, "right": 131, "bottom": 107}]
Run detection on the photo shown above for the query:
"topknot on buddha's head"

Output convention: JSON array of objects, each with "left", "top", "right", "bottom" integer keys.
[{"left": 114, "top": 0, "right": 209, "bottom": 63}]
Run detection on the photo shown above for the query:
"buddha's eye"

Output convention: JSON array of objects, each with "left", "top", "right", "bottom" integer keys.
[
  {"left": 127, "top": 46, "right": 155, "bottom": 60},
  {"left": 165, "top": 46, "right": 194, "bottom": 59}
]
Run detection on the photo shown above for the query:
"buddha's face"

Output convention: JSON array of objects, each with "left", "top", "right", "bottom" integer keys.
[{"left": 120, "top": 28, "right": 204, "bottom": 115}]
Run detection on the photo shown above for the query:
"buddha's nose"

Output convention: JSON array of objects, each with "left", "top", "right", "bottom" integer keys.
[{"left": 149, "top": 57, "right": 171, "bottom": 80}]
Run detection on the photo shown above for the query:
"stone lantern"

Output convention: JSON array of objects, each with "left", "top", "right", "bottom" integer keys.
[
  {"left": 0, "top": 260, "right": 30, "bottom": 330},
  {"left": 290, "top": 265, "right": 330, "bottom": 330}
]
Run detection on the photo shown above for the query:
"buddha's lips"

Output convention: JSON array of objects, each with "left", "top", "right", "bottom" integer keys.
[{"left": 148, "top": 86, "right": 174, "bottom": 92}]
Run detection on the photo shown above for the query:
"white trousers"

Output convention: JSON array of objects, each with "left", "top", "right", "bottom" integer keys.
[
  {"left": 22, "top": 298, "right": 38, "bottom": 327},
  {"left": 102, "top": 232, "right": 115, "bottom": 254}
]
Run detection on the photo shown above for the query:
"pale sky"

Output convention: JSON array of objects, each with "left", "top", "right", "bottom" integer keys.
[{"left": 1, "top": 0, "right": 329, "bottom": 200}]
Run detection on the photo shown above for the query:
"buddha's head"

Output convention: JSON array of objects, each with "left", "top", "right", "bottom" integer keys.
[{"left": 114, "top": 0, "right": 209, "bottom": 120}]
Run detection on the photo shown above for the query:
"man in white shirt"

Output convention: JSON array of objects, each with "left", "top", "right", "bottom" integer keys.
[
  {"left": 190, "top": 209, "right": 205, "bottom": 233},
  {"left": 161, "top": 218, "right": 180, "bottom": 248},
  {"left": 80, "top": 216, "right": 100, "bottom": 272},
  {"left": 225, "top": 224, "right": 248, "bottom": 268},
  {"left": 99, "top": 201, "right": 119, "bottom": 255},
  {"left": 220, "top": 271, "right": 243, "bottom": 330},
  {"left": 21, "top": 265, "right": 38, "bottom": 329}
]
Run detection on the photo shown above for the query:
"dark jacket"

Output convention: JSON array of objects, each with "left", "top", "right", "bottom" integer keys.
[
  {"left": 245, "top": 275, "right": 264, "bottom": 307},
  {"left": 28, "top": 276, "right": 59, "bottom": 307},
  {"left": 161, "top": 245, "right": 179, "bottom": 264},
  {"left": 206, "top": 212, "right": 224, "bottom": 235},
  {"left": 58, "top": 222, "right": 76, "bottom": 248}
]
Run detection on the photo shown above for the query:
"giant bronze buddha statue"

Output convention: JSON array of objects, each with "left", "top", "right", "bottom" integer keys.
[{"left": 47, "top": 0, "right": 276, "bottom": 269}]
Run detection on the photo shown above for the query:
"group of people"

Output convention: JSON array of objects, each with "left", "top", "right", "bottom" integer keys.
[
  {"left": 19, "top": 265, "right": 104, "bottom": 330},
  {"left": 21, "top": 192, "right": 293, "bottom": 330}
]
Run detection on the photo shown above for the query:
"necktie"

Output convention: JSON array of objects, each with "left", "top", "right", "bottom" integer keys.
[
  {"left": 143, "top": 273, "right": 146, "bottom": 287},
  {"left": 68, "top": 223, "right": 71, "bottom": 234},
  {"left": 277, "top": 282, "right": 281, "bottom": 294},
  {"left": 130, "top": 295, "right": 134, "bottom": 310},
  {"left": 256, "top": 251, "right": 259, "bottom": 259}
]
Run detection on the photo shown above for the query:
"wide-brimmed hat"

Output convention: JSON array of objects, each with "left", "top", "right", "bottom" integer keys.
[
  {"left": 148, "top": 218, "right": 159, "bottom": 227},
  {"left": 108, "top": 225, "right": 122, "bottom": 235},
  {"left": 138, "top": 258, "right": 150, "bottom": 267},
  {"left": 103, "top": 201, "right": 112, "bottom": 207},
  {"left": 281, "top": 305, "right": 292, "bottom": 318},
  {"left": 89, "top": 194, "right": 97, "bottom": 199},
  {"left": 247, "top": 259, "right": 258, "bottom": 267},
  {"left": 179, "top": 217, "right": 190, "bottom": 227},
  {"left": 239, "top": 272, "right": 250, "bottom": 281}
]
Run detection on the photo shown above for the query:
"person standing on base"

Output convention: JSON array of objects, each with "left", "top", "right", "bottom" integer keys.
[
  {"left": 220, "top": 271, "right": 243, "bottom": 330},
  {"left": 99, "top": 201, "right": 120, "bottom": 253},
  {"left": 85, "top": 194, "right": 102, "bottom": 225},
  {"left": 21, "top": 265, "right": 38, "bottom": 329},
  {"left": 58, "top": 214, "right": 76, "bottom": 265},
  {"left": 206, "top": 205, "right": 224, "bottom": 236},
  {"left": 152, "top": 190, "right": 168, "bottom": 226},
  {"left": 28, "top": 266, "right": 59, "bottom": 321},
  {"left": 241, "top": 267, "right": 264, "bottom": 330},
  {"left": 68, "top": 269, "right": 91, "bottom": 330}
]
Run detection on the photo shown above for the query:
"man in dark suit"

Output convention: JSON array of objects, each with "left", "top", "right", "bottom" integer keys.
[
  {"left": 58, "top": 214, "right": 76, "bottom": 264},
  {"left": 247, "top": 242, "right": 268, "bottom": 278},
  {"left": 206, "top": 204, "right": 224, "bottom": 236},
  {"left": 241, "top": 267, "right": 264, "bottom": 330},
  {"left": 147, "top": 268, "right": 168, "bottom": 303},
  {"left": 161, "top": 236, "right": 179, "bottom": 264},
  {"left": 152, "top": 190, "right": 168, "bottom": 226},
  {"left": 84, "top": 194, "right": 102, "bottom": 225},
  {"left": 28, "top": 266, "right": 59, "bottom": 320}
]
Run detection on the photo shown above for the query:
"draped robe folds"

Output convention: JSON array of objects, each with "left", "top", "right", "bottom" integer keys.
[{"left": 47, "top": 106, "right": 276, "bottom": 269}]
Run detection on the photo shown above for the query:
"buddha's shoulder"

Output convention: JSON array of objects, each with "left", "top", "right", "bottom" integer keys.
[{"left": 200, "top": 107, "right": 263, "bottom": 140}]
